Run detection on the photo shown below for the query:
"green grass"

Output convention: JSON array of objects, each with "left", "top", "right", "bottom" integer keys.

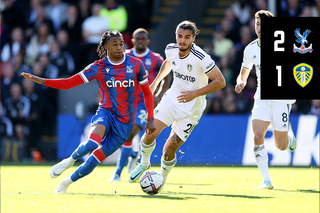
[{"left": 1, "top": 165, "right": 319, "bottom": 213}]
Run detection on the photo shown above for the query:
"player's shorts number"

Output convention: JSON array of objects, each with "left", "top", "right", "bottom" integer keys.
[
  {"left": 282, "top": 112, "right": 288, "bottom": 122},
  {"left": 183, "top": 123, "right": 195, "bottom": 134}
]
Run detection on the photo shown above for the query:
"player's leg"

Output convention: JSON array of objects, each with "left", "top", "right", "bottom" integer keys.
[
  {"left": 252, "top": 119, "right": 273, "bottom": 189},
  {"left": 109, "top": 124, "right": 141, "bottom": 182},
  {"left": 272, "top": 103, "right": 296, "bottom": 152},
  {"left": 273, "top": 131, "right": 290, "bottom": 150},
  {"left": 251, "top": 100, "right": 273, "bottom": 189},
  {"left": 129, "top": 99, "right": 174, "bottom": 183},
  {"left": 252, "top": 119, "right": 272, "bottom": 186},
  {"left": 50, "top": 124, "right": 106, "bottom": 179},
  {"left": 159, "top": 130, "right": 184, "bottom": 183},
  {"left": 160, "top": 115, "right": 198, "bottom": 183},
  {"left": 55, "top": 147, "right": 107, "bottom": 193},
  {"left": 129, "top": 118, "right": 167, "bottom": 182},
  {"left": 55, "top": 114, "right": 133, "bottom": 193}
]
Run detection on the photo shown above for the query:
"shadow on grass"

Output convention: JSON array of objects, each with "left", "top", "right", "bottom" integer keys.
[
  {"left": 68, "top": 192, "right": 194, "bottom": 200},
  {"left": 273, "top": 189, "right": 320, "bottom": 194},
  {"left": 166, "top": 183, "right": 214, "bottom": 186},
  {"left": 169, "top": 192, "right": 273, "bottom": 199},
  {"left": 68, "top": 192, "right": 273, "bottom": 200}
]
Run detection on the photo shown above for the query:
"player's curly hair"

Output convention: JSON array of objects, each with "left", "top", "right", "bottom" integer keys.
[
  {"left": 97, "top": 30, "right": 123, "bottom": 59},
  {"left": 254, "top": 10, "right": 274, "bottom": 18},
  {"left": 176, "top": 20, "right": 200, "bottom": 36}
]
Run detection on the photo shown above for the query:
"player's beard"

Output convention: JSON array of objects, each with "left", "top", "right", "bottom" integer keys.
[{"left": 179, "top": 42, "right": 192, "bottom": 52}]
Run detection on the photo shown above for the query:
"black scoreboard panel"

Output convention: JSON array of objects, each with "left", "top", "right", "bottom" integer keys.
[{"left": 260, "top": 17, "right": 319, "bottom": 99}]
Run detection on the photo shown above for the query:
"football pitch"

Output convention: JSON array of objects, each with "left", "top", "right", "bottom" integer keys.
[{"left": 1, "top": 165, "right": 319, "bottom": 213}]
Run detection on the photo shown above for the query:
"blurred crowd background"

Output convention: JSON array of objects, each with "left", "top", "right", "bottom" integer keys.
[{"left": 1, "top": 0, "right": 319, "bottom": 162}]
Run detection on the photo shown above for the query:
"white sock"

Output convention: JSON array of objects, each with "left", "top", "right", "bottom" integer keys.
[
  {"left": 254, "top": 144, "right": 271, "bottom": 182},
  {"left": 63, "top": 176, "right": 73, "bottom": 186},
  {"left": 286, "top": 135, "right": 293, "bottom": 150},
  {"left": 67, "top": 156, "right": 76, "bottom": 165},
  {"left": 140, "top": 138, "right": 156, "bottom": 167},
  {"left": 160, "top": 156, "right": 176, "bottom": 183}
]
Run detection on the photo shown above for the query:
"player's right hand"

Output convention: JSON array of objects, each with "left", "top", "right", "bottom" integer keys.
[
  {"left": 235, "top": 83, "right": 245, "bottom": 93},
  {"left": 145, "top": 118, "right": 156, "bottom": 135},
  {"left": 21, "top": 72, "right": 46, "bottom": 84}
]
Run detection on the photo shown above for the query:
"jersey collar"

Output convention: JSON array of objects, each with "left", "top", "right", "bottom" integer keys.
[
  {"left": 133, "top": 47, "right": 150, "bottom": 57},
  {"left": 107, "top": 54, "right": 126, "bottom": 65}
]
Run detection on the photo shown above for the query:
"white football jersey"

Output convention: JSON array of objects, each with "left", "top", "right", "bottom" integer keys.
[
  {"left": 164, "top": 43, "right": 216, "bottom": 115},
  {"left": 242, "top": 39, "right": 295, "bottom": 104}
]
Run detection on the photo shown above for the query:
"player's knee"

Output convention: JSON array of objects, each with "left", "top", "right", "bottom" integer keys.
[
  {"left": 253, "top": 133, "right": 264, "bottom": 145},
  {"left": 275, "top": 141, "right": 287, "bottom": 151}
]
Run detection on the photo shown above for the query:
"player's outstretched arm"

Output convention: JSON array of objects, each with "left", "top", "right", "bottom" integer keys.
[
  {"left": 235, "top": 67, "right": 250, "bottom": 93},
  {"left": 150, "top": 60, "right": 172, "bottom": 94},
  {"left": 140, "top": 83, "right": 156, "bottom": 135},
  {"left": 21, "top": 72, "right": 46, "bottom": 84},
  {"left": 21, "top": 72, "right": 84, "bottom": 90}
]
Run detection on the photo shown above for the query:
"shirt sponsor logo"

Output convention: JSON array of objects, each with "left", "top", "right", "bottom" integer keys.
[
  {"left": 106, "top": 77, "right": 135, "bottom": 87},
  {"left": 173, "top": 71, "right": 196, "bottom": 83}
]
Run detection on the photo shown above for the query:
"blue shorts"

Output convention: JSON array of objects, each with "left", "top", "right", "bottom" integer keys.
[
  {"left": 91, "top": 108, "right": 133, "bottom": 156},
  {"left": 134, "top": 102, "right": 148, "bottom": 129}
]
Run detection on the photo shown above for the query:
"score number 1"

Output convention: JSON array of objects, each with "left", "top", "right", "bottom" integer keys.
[{"left": 274, "top": 30, "right": 285, "bottom": 86}]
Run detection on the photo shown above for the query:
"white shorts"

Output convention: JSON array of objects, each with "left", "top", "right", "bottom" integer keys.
[
  {"left": 154, "top": 96, "right": 202, "bottom": 141},
  {"left": 252, "top": 99, "right": 292, "bottom": 132}
]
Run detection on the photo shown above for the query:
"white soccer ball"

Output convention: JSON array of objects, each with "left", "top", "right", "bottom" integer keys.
[{"left": 140, "top": 170, "right": 164, "bottom": 195}]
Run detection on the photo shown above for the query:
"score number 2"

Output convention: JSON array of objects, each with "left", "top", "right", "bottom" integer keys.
[
  {"left": 274, "top": 30, "right": 285, "bottom": 52},
  {"left": 274, "top": 31, "right": 285, "bottom": 86}
]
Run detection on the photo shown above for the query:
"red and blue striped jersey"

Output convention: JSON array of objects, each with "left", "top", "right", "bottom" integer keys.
[
  {"left": 79, "top": 54, "right": 148, "bottom": 124},
  {"left": 126, "top": 48, "right": 164, "bottom": 103}
]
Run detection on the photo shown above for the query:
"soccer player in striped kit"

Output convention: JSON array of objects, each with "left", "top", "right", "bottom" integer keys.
[
  {"left": 21, "top": 30, "right": 155, "bottom": 193},
  {"left": 109, "top": 28, "right": 170, "bottom": 182}
]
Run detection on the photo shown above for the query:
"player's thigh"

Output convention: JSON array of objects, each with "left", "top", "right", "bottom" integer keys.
[
  {"left": 89, "top": 124, "right": 106, "bottom": 139},
  {"left": 90, "top": 108, "right": 113, "bottom": 138},
  {"left": 143, "top": 98, "right": 175, "bottom": 143},
  {"left": 162, "top": 130, "right": 185, "bottom": 160},
  {"left": 252, "top": 100, "right": 272, "bottom": 143},
  {"left": 102, "top": 121, "right": 133, "bottom": 157}
]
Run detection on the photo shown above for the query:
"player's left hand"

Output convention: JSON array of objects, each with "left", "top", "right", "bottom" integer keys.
[
  {"left": 145, "top": 118, "right": 156, "bottom": 135},
  {"left": 177, "top": 91, "right": 196, "bottom": 103}
]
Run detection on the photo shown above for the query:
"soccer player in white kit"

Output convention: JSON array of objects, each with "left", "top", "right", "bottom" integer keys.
[
  {"left": 129, "top": 20, "right": 226, "bottom": 184},
  {"left": 235, "top": 10, "right": 297, "bottom": 189}
]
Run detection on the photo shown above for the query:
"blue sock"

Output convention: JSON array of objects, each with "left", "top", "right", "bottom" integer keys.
[
  {"left": 115, "top": 147, "right": 133, "bottom": 176},
  {"left": 131, "top": 151, "right": 139, "bottom": 158},
  {"left": 71, "top": 153, "right": 100, "bottom": 182},
  {"left": 72, "top": 139, "right": 100, "bottom": 160}
]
